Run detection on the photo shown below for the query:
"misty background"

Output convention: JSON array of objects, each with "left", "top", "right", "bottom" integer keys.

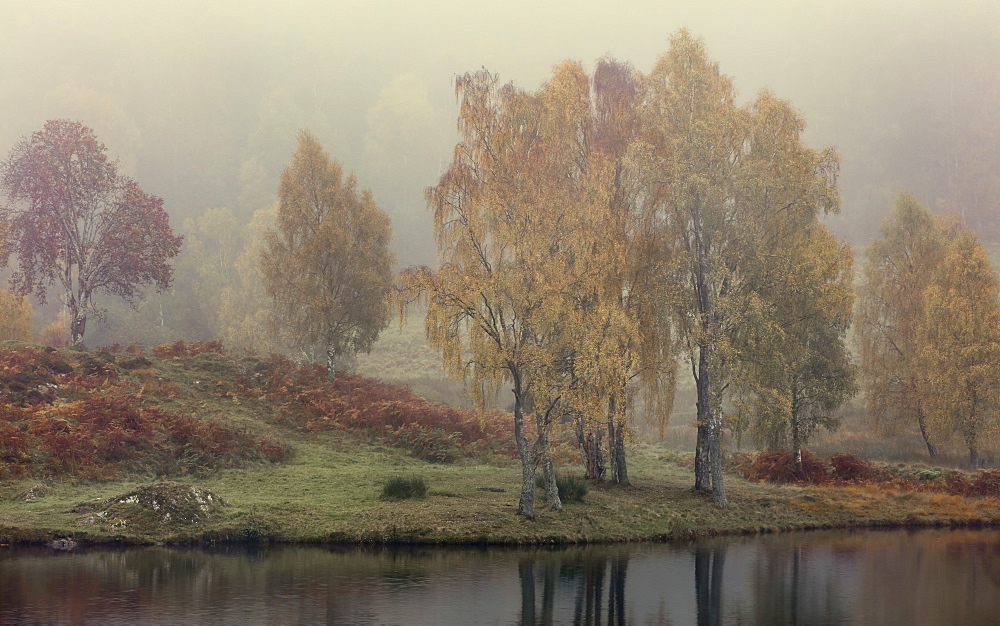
[{"left": 1, "top": 0, "right": 998, "bottom": 342}]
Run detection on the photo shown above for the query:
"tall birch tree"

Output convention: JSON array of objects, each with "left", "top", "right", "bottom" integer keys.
[
  {"left": 641, "top": 32, "right": 840, "bottom": 505},
  {"left": 261, "top": 131, "right": 394, "bottom": 378},
  {"left": 857, "top": 193, "right": 947, "bottom": 457},
  {"left": 919, "top": 224, "right": 1000, "bottom": 467}
]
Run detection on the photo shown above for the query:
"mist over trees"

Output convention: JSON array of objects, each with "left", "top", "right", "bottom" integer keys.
[
  {"left": 1, "top": 1, "right": 999, "bottom": 503},
  {"left": 2, "top": 1, "right": 997, "bottom": 263}
]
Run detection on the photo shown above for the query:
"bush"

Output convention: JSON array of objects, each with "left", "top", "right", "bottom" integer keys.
[
  {"left": 829, "top": 453, "right": 890, "bottom": 483},
  {"left": 249, "top": 357, "right": 520, "bottom": 460},
  {"left": 557, "top": 474, "right": 588, "bottom": 503},
  {"left": 739, "top": 450, "right": 828, "bottom": 485},
  {"left": 381, "top": 475, "right": 428, "bottom": 500},
  {"left": 536, "top": 473, "right": 588, "bottom": 503},
  {"left": 968, "top": 469, "right": 1000, "bottom": 497},
  {"left": 151, "top": 340, "right": 225, "bottom": 358}
]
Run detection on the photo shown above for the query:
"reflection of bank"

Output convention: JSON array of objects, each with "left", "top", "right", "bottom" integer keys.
[{"left": 518, "top": 550, "right": 629, "bottom": 625}]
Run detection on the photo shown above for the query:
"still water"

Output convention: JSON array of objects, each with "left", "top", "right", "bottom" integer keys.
[{"left": 2, "top": 528, "right": 999, "bottom": 625}]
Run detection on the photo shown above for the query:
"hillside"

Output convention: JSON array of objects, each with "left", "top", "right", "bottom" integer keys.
[{"left": 2, "top": 341, "right": 1000, "bottom": 546}]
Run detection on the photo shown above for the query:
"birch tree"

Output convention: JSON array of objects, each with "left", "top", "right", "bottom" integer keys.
[
  {"left": 857, "top": 193, "right": 947, "bottom": 457},
  {"left": 398, "top": 70, "right": 570, "bottom": 517},
  {"left": 261, "top": 131, "right": 394, "bottom": 378},
  {"left": 920, "top": 223, "right": 1000, "bottom": 467},
  {"left": 0, "top": 120, "right": 182, "bottom": 346},
  {"left": 641, "top": 32, "right": 840, "bottom": 505}
]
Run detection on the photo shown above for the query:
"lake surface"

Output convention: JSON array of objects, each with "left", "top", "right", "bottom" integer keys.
[{"left": 2, "top": 528, "right": 999, "bottom": 624}]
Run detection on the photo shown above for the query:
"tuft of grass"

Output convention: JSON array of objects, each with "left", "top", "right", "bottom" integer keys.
[
  {"left": 381, "top": 475, "right": 428, "bottom": 500},
  {"left": 557, "top": 475, "right": 588, "bottom": 503},
  {"left": 536, "top": 474, "right": 588, "bottom": 503}
]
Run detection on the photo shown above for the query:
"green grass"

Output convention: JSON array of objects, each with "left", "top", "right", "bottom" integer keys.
[
  {"left": 381, "top": 475, "right": 429, "bottom": 500},
  {"left": 4, "top": 434, "right": 1000, "bottom": 546},
  {"left": 2, "top": 344, "right": 1000, "bottom": 546}
]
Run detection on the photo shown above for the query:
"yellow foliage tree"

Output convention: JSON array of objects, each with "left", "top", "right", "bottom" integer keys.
[
  {"left": 0, "top": 288, "right": 32, "bottom": 342},
  {"left": 641, "top": 31, "right": 841, "bottom": 505},
  {"left": 540, "top": 58, "right": 677, "bottom": 486},
  {"left": 857, "top": 193, "right": 948, "bottom": 457},
  {"left": 919, "top": 223, "right": 1000, "bottom": 467},
  {"left": 219, "top": 204, "right": 287, "bottom": 356},
  {"left": 731, "top": 224, "right": 857, "bottom": 477},
  {"left": 261, "top": 131, "right": 394, "bottom": 378},
  {"left": 400, "top": 69, "right": 577, "bottom": 517},
  {"left": 38, "top": 310, "right": 70, "bottom": 348}
]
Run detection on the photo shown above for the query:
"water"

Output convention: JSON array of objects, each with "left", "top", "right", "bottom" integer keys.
[{"left": 2, "top": 528, "right": 999, "bottom": 624}]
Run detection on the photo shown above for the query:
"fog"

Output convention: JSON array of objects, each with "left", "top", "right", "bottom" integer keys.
[{"left": 2, "top": 0, "right": 998, "bottom": 265}]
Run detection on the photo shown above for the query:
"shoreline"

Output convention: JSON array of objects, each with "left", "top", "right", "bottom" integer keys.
[{"left": 5, "top": 516, "right": 1000, "bottom": 550}]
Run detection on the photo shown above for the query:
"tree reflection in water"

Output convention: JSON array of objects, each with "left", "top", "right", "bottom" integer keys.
[
  {"left": 695, "top": 545, "right": 723, "bottom": 626},
  {"left": 3, "top": 529, "right": 1000, "bottom": 624},
  {"left": 518, "top": 549, "right": 628, "bottom": 625}
]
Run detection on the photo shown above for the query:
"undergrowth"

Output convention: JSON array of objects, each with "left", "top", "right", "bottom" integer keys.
[
  {"left": 536, "top": 474, "right": 588, "bottom": 503},
  {"left": 736, "top": 449, "right": 1000, "bottom": 498},
  {"left": 0, "top": 345, "right": 290, "bottom": 480},
  {"left": 242, "top": 354, "right": 522, "bottom": 462}
]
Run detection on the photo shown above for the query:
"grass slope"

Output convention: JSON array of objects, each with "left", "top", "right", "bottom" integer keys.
[{"left": 1, "top": 342, "right": 999, "bottom": 546}]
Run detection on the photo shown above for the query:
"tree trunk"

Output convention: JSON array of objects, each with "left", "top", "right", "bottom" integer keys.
[
  {"left": 69, "top": 297, "right": 87, "bottom": 348},
  {"left": 536, "top": 412, "right": 562, "bottom": 511},
  {"left": 325, "top": 348, "right": 337, "bottom": 382},
  {"left": 607, "top": 395, "right": 629, "bottom": 485},
  {"left": 970, "top": 446, "right": 979, "bottom": 469},
  {"left": 917, "top": 410, "right": 939, "bottom": 459},
  {"left": 791, "top": 399, "right": 805, "bottom": 482},
  {"left": 513, "top": 386, "right": 535, "bottom": 518},
  {"left": 614, "top": 420, "right": 629, "bottom": 486},
  {"left": 694, "top": 349, "right": 711, "bottom": 491},
  {"left": 578, "top": 424, "right": 605, "bottom": 481},
  {"left": 709, "top": 402, "right": 727, "bottom": 507}
]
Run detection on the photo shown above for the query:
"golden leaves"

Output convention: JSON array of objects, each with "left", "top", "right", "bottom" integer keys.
[
  {"left": 262, "top": 132, "right": 395, "bottom": 361},
  {"left": 859, "top": 193, "right": 1000, "bottom": 457}
]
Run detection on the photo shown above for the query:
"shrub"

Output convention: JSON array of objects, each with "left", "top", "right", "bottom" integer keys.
[
  {"left": 151, "top": 340, "right": 225, "bottom": 358},
  {"left": 739, "top": 450, "right": 828, "bottom": 485},
  {"left": 381, "top": 475, "right": 428, "bottom": 500},
  {"left": 829, "top": 453, "right": 891, "bottom": 483},
  {"left": 968, "top": 469, "right": 1000, "bottom": 497},
  {"left": 557, "top": 474, "right": 588, "bottom": 503},
  {"left": 941, "top": 471, "right": 971, "bottom": 496},
  {"left": 386, "top": 425, "right": 462, "bottom": 463},
  {"left": 247, "top": 356, "right": 520, "bottom": 460}
]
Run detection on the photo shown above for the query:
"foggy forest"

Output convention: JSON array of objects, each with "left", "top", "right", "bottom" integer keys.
[{"left": 2, "top": 0, "right": 1000, "bottom": 511}]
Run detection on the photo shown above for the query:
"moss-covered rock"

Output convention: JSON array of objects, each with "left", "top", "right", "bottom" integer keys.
[{"left": 73, "top": 483, "right": 225, "bottom": 533}]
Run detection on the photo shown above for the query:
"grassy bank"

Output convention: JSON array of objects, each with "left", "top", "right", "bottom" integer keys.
[
  {"left": 1, "top": 342, "right": 999, "bottom": 546},
  {"left": 3, "top": 435, "right": 1000, "bottom": 547}
]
